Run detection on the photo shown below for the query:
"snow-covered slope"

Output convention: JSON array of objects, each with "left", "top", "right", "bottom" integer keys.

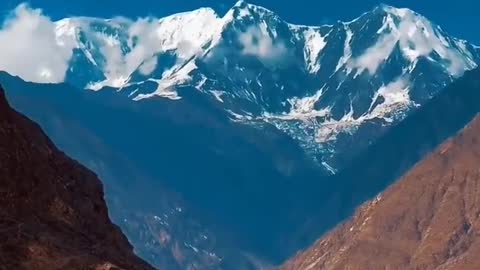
[
  {"left": 55, "top": 7, "right": 229, "bottom": 98},
  {"left": 41, "top": 1, "right": 480, "bottom": 172}
]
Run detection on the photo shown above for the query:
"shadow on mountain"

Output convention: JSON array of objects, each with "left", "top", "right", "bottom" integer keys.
[
  {"left": 2, "top": 67, "right": 479, "bottom": 267},
  {"left": 0, "top": 71, "right": 326, "bottom": 266}
]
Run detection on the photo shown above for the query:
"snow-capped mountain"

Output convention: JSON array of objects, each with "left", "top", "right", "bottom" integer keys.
[
  {"left": 3, "top": 2, "right": 480, "bottom": 269},
  {"left": 56, "top": 7, "right": 228, "bottom": 94},
  {"left": 53, "top": 1, "right": 480, "bottom": 173}
]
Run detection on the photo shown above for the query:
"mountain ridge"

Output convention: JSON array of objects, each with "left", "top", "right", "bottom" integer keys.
[
  {"left": 2, "top": 71, "right": 317, "bottom": 269},
  {"left": 280, "top": 66, "right": 480, "bottom": 269},
  {"left": 34, "top": 2, "right": 480, "bottom": 173},
  {"left": 281, "top": 115, "right": 480, "bottom": 270},
  {"left": 0, "top": 85, "right": 155, "bottom": 270}
]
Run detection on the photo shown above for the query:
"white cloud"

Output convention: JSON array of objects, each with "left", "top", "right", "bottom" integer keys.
[
  {"left": 138, "top": 56, "right": 158, "bottom": 76},
  {"left": 350, "top": 34, "right": 397, "bottom": 75},
  {"left": 86, "top": 12, "right": 219, "bottom": 88},
  {"left": 0, "top": 4, "right": 75, "bottom": 83},
  {"left": 348, "top": 10, "right": 471, "bottom": 76},
  {"left": 0, "top": 4, "right": 223, "bottom": 87},
  {"left": 238, "top": 26, "right": 289, "bottom": 67},
  {"left": 368, "top": 76, "right": 413, "bottom": 119},
  {"left": 126, "top": 18, "right": 162, "bottom": 72},
  {"left": 82, "top": 17, "right": 164, "bottom": 88}
]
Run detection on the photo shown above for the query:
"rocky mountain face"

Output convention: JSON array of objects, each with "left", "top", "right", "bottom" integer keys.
[
  {"left": 280, "top": 67, "right": 480, "bottom": 269},
  {"left": 2, "top": 74, "right": 264, "bottom": 270},
  {"left": 55, "top": 1, "right": 480, "bottom": 174},
  {"left": 3, "top": 2, "right": 480, "bottom": 269},
  {"left": 0, "top": 86, "right": 153, "bottom": 270}
]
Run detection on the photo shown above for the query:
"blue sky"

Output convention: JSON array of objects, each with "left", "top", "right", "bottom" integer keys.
[{"left": 0, "top": 0, "right": 479, "bottom": 44}]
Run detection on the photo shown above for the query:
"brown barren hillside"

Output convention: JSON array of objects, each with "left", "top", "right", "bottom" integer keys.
[
  {"left": 0, "top": 85, "right": 155, "bottom": 270},
  {"left": 281, "top": 115, "right": 480, "bottom": 270}
]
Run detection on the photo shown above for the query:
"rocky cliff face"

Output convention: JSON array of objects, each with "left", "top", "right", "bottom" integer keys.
[
  {"left": 56, "top": 2, "right": 480, "bottom": 174},
  {"left": 280, "top": 115, "right": 480, "bottom": 269},
  {"left": 0, "top": 86, "right": 154, "bottom": 270}
]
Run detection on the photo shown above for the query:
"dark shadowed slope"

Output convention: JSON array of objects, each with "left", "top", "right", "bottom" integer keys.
[
  {"left": 1, "top": 71, "right": 323, "bottom": 266},
  {"left": 281, "top": 70, "right": 480, "bottom": 270},
  {"left": 0, "top": 86, "right": 154, "bottom": 270}
]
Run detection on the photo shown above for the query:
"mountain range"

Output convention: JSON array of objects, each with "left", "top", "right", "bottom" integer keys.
[
  {"left": 55, "top": 1, "right": 480, "bottom": 173},
  {"left": 2, "top": 1, "right": 480, "bottom": 269}
]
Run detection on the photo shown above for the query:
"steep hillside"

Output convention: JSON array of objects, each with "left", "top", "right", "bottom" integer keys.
[
  {"left": 281, "top": 116, "right": 480, "bottom": 270},
  {"left": 2, "top": 72, "right": 302, "bottom": 268},
  {"left": 281, "top": 68, "right": 480, "bottom": 270},
  {"left": 0, "top": 86, "right": 154, "bottom": 270}
]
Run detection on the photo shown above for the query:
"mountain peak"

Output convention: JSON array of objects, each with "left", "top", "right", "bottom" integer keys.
[
  {"left": 38, "top": 0, "right": 480, "bottom": 102},
  {"left": 228, "top": 0, "right": 277, "bottom": 18},
  {"left": 359, "top": 3, "right": 427, "bottom": 27},
  {"left": 375, "top": 3, "right": 413, "bottom": 17},
  {"left": 163, "top": 6, "right": 219, "bottom": 21},
  {"left": 233, "top": 0, "right": 247, "bottom": 8}
]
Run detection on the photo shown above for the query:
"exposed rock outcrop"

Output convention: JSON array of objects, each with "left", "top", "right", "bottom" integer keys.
[{"left": 0, "top": 86, "right": 155, "bottom": 270}]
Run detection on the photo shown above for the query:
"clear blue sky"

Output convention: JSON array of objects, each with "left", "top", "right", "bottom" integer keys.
[{"left": 1, "top": 0, "right": 479, "bottom": 44}]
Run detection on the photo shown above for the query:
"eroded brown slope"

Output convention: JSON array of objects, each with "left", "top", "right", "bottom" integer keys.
[
  {"left": 281, "top": 115, "right": 480, "bottom": 270},
  {"left": 0, "top": 86, "right": 154, "bottom": 270}
]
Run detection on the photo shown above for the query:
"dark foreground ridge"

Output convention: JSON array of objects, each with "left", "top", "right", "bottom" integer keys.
[{"left": 0, "top": 86, "right": 155, "bottom": 270}]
